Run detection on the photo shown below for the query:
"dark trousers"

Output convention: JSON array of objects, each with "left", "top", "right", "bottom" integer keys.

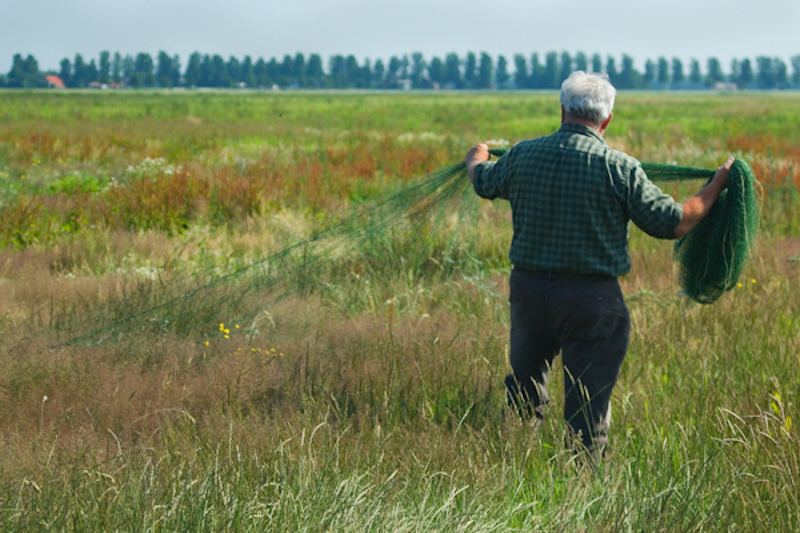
[{"left": 505, "top": 270, "right": 630, "bottom": 451}]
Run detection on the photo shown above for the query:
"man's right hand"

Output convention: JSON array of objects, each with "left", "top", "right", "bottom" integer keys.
[{"left": 465, "top": 143, "right": 490, "bottom": 184}]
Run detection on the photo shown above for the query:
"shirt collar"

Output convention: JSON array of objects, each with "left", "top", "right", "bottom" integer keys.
[{"left": 558, "top": 122, "right": 606, "bottom": 144}]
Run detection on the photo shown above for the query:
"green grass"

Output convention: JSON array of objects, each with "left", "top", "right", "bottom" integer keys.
[{"left": 0, "top": 90, "right": 799, "bottom": 531}]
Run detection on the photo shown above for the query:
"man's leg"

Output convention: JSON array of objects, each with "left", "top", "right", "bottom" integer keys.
[
  {"left": 551, "top": 278, "right": 630, "bottom": 451},
  {"left": 506, "top": 271, "right": 559, "bottom": 420}
]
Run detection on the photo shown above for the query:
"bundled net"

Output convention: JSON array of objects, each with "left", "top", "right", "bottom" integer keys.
[
  {"left": 58, "top": 149, "right": 758, "bottom": 346},
  {"left": 664, "top": 160, "right": 760, "bottom": 304}
]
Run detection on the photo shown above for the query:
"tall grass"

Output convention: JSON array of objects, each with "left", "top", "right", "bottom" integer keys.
[{"left": 0, "top": 90, "right": 799, "bottom": 531}]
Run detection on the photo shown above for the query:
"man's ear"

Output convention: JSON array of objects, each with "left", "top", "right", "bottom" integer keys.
[{"left": 599, "top": 112, "right": 613, "bottom": 133}]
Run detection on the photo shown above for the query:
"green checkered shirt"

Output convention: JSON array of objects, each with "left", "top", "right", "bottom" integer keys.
[{"left": 472, "top": 123, "right": 683, "bottom": 277}]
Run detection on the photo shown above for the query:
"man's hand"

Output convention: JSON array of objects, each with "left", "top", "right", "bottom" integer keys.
[
  {"left": 465, "top": 143, "right": 490, "bottom": 185},
  {"left": 674, "top": 157, "right": 735, "bottom": 239}
]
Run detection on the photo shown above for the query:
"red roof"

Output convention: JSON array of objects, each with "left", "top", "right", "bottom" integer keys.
[{"left": 45, "top": 75, "right": 65, "bottom": 89}]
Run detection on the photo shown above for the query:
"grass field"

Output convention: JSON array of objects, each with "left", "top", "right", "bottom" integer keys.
[{"left": 0, "top": 89, "right": 799, "bottom": 531}]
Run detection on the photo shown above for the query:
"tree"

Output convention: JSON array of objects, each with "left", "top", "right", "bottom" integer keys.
[
  {"left": 185, "top": 52, "right": 202, "bottom": 87},
  {"left": 775, "top": 57, "right": 788, "bottom": 88},
  {"left": 617, "top": 54, "right": 640, "bottom": 89},
  {"left": 399, "top": 55, "right": 409, "bottom": 80},
  {"left": 329, "top": 55, "right": 347, "bottom": 88},
  {"left": 559, "top": 51, "right": 572, "bottom": 83},
  {"left": 353, "top": 57, "right": 371, "bottom": 88},
  {"left": 544, "top": 52, "right": 559, "bottom": 88},
  {"left": 241, "top": 56, "right": 255, "bottom": 88},
  {"left": 306, "top": 54, "right": 324, "bottom": 88},
  {"left": 791, "top": 55, "right": 800, "bottom": 86},
  {"left": 756, "top": 56, "right": 775, "bottom": 89},
  {"left": 72, "top": 54, "right": 88, "bottom": 87},
  {"left": 122, "top": 55, "right": 135, "bottom": 86},
  {"left": 254, "top": 58, "right": 271, "bottom": 88},
  {"left": 99, "top": 51, "right": 111, "bottom": 84},
  {"left": 671, "top": 58, "right": 684, "bottom": 87},
  {"left": 279, "top": 55, "right": 293, "bottom": 87},
  {"left": 59, "top": 58, "right": 72, "bottom": 87},
  {"left": 112, "top": 52, "right": 122, "bottom": 84},
  {"left": 496, "top": 55, "right": 509, "bottom": 89},
  {"left": 227, "top": 56, "right": 241, "bottom": 86},
  {"left": 444, "top": 53, "right": 462, "bottom": 88},
  {"left": 689, "top": 59, "right": 702, "bottom": 85},
  {"left": 86, "top": 59, "right": 98, "bottom": 85},
  {"left": 157, "top": 51, "right": 175, "bottom": 87},
  {"left": 729, "top": 59, "right": 739, "bottom": 84},
  {"left": 738, "top": 58, "right": 753, "bottom": 88},
  {"left": 530, "top": 53, "right": 543, "bottom": 88},
  {"left": 293, "top": 53, "right": 306, "bottom": 87},
  {"left": 372, "top": 59, "right": 385, "bottom": 88},
  {"left": 131, "top": 53, "right": 155, "bottom": 88},
  {"left": 7, "top": 54, "right": 25, "bottom": 87},
  {"left": 209, "top": 55, "right": 228, "bottom": 87},
  {"left": 591, "top": 53, "right": 603, "bottom": 74},
  {"left": 344, "top": 56, "right": 365, "bottom": 88},
  {"left": 476, "top": 52, "right": 493, "bottom": 89},
  {"left": 513, "top": 54, "right": 528, "bottom": 89},
  {"left": 464, "top": 52, "right": 477, "bottom": 88},
  {"left": 657, "top": 57, "right": 670, "bottom": 86},
  {"left": 428, "top": 56, "right": 445, "bottom": 87},
  {"left": 7, "top": 54, "right": 42, "bottom": 88},
  {"left": 266, "top": 58, "right": 280, "bottom": 86},
  {"left": 387, "top": 56, "right": 402, "bottom": 88},
  {"left": 643, "top": 59, "right": 656, "bottom": 87},
  {"left": 171, "top": 55, "right": 181, "bottom": 86},
  {"left": 605, "top": 56, "right": 618, "bottom": 86},
  {"left": 410, "top": 52, "right": 426, "bottom": 88},
  {"left": 705, "top": 57, "right": 724, "bottom": 87},
  {"left": 574, "top": 52, "right": 588, "bottom": 73}
]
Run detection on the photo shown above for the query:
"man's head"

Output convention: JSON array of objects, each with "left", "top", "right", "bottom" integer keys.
[{"left": 560, "top": 71, "right": 616, "bottom": 128}]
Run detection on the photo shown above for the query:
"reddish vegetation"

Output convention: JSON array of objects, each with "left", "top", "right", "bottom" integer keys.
[
  {"left": 0, "top": 134, "right": 453, "bottom": 248},
  {"left": 727, "top": 134, "right": 800, "bottom": 190}
]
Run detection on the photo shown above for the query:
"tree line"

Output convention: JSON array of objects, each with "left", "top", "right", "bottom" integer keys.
[{"left": 4, "top": 50, "right": 800, "bottom": 91}]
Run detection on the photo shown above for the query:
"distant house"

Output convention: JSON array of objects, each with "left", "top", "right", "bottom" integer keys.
[
  {"left": 45, "top": 75, "right": 65, "bottom": 89},
  {"left": 712, "top": 82, "right": 738, "bottom": 91}
]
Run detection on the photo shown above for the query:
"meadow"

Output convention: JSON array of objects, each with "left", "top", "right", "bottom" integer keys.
[{"left": 0, "top": 89, "right": 798, "bottom": 531}]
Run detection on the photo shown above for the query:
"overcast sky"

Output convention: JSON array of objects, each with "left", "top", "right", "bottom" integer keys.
[{"left": 2, "top": 0, "right": 799, "bottom": 74}]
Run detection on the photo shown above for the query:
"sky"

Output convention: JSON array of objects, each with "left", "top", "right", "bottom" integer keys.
[{"left": 2, "top": 0, "right": 799, "bottom": 74}]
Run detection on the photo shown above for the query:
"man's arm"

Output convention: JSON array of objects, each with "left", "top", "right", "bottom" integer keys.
[
  {"left": 674, "top": 157, "right": 734, "bottom": 238},
  {"left": 465, "top": 143, "right": 490, "bottom": 185}
]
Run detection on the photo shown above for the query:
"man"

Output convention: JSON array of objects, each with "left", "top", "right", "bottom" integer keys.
[{"left": 465, "top": 71, "right": 732, "bottom": 453}]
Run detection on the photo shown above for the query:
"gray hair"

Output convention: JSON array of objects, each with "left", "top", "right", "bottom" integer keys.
[{"left": 560, "top": 71, "right": 616, "bottom": 125}]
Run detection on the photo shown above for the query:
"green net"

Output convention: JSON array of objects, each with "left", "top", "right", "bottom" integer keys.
[
  {"left": 668, "top": 160, "right": 760, "bottom": 304},
  {"left": 57, "top": 148, "right": 758, "bottom": 346}
]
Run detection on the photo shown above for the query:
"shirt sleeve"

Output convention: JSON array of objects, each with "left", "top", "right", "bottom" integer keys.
[
  {"left": 626, "top": 165, "right": 684, "bottom": 239},
  {"left": 471, "top": 150, "right": 513, "bottom": 200}
]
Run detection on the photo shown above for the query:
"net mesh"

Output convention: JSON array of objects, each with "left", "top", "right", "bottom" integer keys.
[
  {"left": 57, "top": 148, "right": 759, "bottom": 345},
  {"left": 668, "top": 159, "right": 760, "bottom": 304}
]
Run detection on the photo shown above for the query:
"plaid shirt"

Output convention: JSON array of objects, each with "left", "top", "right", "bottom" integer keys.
[{"left": 472, "top": 123, "right": 683, "bottom": 277}]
